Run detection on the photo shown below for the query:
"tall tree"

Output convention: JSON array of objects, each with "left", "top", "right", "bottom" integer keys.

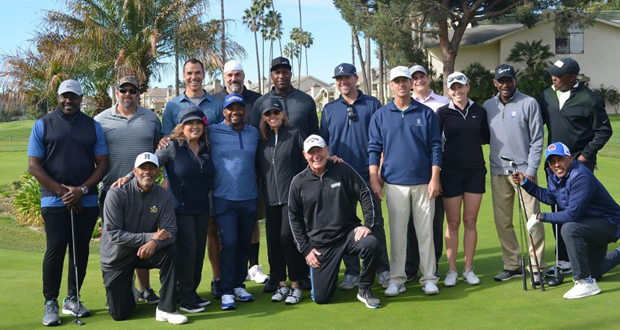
[
  {"left": 242, "top": 2, "right": 265, "bottom": 93},
  {"left": 301, "top": 30, "right": 314, "bottom": 76},
  {"left": 290, "top": 27, "right": 305, "bottom": 87}
]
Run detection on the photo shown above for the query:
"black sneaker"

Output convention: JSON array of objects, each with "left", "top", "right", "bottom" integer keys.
[
  {"left": 211, "top": 279, "right": 222, "bottom": 299},
  {"left": 179, "top": 303, "right": 205, "bottom": 313},
  {"left": 194, "top": 293, "right": 211, "bottom": 307},
  {"left": 42, "top": 299, "right": 61, "bottom": 326},
  {"left": 357, "top": 289, "right": 381, "bottom": 309},
  {"left": 494, "top": 269, "right": 523, "bottom": 282},
  {"left": 263, "top": 277, "right": 279, "bottom": 293},
  {"left": 139, "top": 286, "right": 159, "bottom": 304},
  {"left": 406, "top": 273, "right": 419, "bottom": 283},
  {"left": 62, "top": 296, "right": 91, "bottom": 317},
  {"left": 300, "top": 276, "right": 312, "bottom": 291}
]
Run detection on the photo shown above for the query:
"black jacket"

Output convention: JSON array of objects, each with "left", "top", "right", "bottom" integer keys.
[
  {"left": 538, "top": 82, "right": 612, "bottom": 164},
  {"left": 288, "top": 161, "right": 375, "bottom": 256},
  {"left": 256, "top": 126, "right": 307, "bottom": 206}
]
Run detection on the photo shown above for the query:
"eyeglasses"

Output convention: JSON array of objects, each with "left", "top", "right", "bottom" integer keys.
[
  {"left": 263, "top": 110, "right": 282, "bottom": 117},
  {"left": 118, "top": 88, "right": 138, "bottom": 95},
  {"left": 346, "top": 106, "right": 358, "bottom": 122}
]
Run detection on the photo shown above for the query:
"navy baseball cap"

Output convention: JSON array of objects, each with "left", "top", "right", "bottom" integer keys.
[
  {"left": 178, "top": 106, "right": 205, "bottom": 125},
  {"left": 333, "top": 63, "right": 357, "bottom": 78},
  {"left": 494, "top": 64, "right": 516, "bottom": 80},
  {"left": 260, "top": 98, "right": 284, "bottom": 115},
  {"left": 270, "top": 57, "right": 292, "bottom": 71},
  {"left": 223, "top": 93, "right": 246, "bottom": 109},
  {"left": 547, "top": 58, "right": 580, "bottom": 77},
  {"left": 545, "top": 142, "right": 572, "bottom": 161}
]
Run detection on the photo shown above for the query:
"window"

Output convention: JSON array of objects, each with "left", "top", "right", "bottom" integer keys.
[{"left": 555, "top": 26, "right": 584, "bottom": 54}]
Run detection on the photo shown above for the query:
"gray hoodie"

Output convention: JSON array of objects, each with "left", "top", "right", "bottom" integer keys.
[
  {"left": 483, "top": 90, "right": 543, "bottom": 177},
  {"left": 100, "top": 179, "right": 177, "bottom": 271}
]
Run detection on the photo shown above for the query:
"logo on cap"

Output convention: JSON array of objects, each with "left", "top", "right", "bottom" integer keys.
[
  {"left": 339, "top": 66, "right": 344, "bottom": 73},
  {"left": 548, "top": 144, "right": 557, "bottom": 152},
  {"left": 498, "top": 68, "right": 510, "bottom": 74}
]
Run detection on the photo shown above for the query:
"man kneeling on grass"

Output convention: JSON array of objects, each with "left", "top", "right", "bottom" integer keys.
[
  {"left": 288, "top": 135, "right": 382, "bottom": 308},
  {"left": 513, "top": 142, "right": 620, "bottom": 299},
  {"left": 100, "top": 153, "right": 187, "bottom": 324}
]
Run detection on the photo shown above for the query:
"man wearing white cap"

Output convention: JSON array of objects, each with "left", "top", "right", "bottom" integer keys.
[
  {"left": 405, "top": 64, "right": 449, "bottom": 282},
  {"left": 368, "top": 66, "right": 442, "bottom": 296},
  {"left": 100, "top": 153, "right": 187, "bottom": 324},
  {"left": 213, "top": 60, "right": 269, "bottom": 290},
  {"left": 28, "top": 79, "right": 109, "bottom": 326},
  {"left": 289, "top": 135, "right": 382, "bottom": 309}
]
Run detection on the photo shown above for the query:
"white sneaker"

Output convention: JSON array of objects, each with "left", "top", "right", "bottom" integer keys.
[
  {"left": 563, "top": 279, "right": 601, "bottom": 299},
  {"left": 284, "top": 287, "right": 302, "bottom": 305},
  {"left": 233, "top": 287, "right": 254, "bottom": 302},
  {"left": 248, "top": 265, "right": 270, "bottom": 284},
  {"left": 221, "top": 294, "right": 235, "bottom": 310},
  {"left": 155, "top": 308, "right": 188, "bottom": 324},
  {"left": 422, "top": 282, "right": 439, "bottom": 295},
  {"left": 271, "top": 286, "right": 290, "bottom": 302},
  {"left": 463, "top": 268, "right": 481, "bottom": 285},
  {"left": 444, "top": 270, "right": 458, "bottom": 287},
  {"left": 384, "top": 283, "right": 406, "bottom": 297}
]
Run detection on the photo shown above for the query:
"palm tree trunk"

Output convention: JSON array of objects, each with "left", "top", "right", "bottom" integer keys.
[
  {"left": 365, "top": 34, "right": 371, "bottom": 96},
  {"left": 305, "top": 46, "right": 309, "bottom": 76},
  {"left": 174, "top": 41, "right": 180, "bottom": 96},
  {"left": 297, "top": 47, "right": 302, "bottom": 89},
  {"left": 261, "top": 35, "right": 265, "bottom": 93},
  {"left": 351, "top": 26, "right": 369, "bottom": 94},
  {"left": 271, "top": 0, "right": 282, "bottom": 55},
  {"left": 254, "top": 30, "right": 262, "bottom": 92},
  {"left": 378, "top": 43, "right": 384, "bottom": 104},
  {"left": 221, "top": 0, "right": 226, "bottom": 65}
]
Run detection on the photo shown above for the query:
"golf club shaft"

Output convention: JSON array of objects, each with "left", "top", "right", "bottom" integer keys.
[
  {"left": 554, "top": 204, "right": 560, "bottom": 284},
  {"left": 70, "top": 208, "right": 83, "bottom": 325},
  {"left": 527, "top": 255, "right": 536, "bottom": 290}
]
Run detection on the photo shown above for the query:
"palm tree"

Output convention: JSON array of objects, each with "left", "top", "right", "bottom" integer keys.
[
  {"left": 290, "top": 27, "right": 305, "bottom": 88},
  {"left": 283, "top": 42, "right": 299, "bottom": 73},
  {"left": 262, "top": 10, "right": 283, "bottom": 92},
  {"left": 300, "top": 31, "right": 314, "bottom": 76},
  {"left": 506, "top": 40, "right": 554, "bottom": 71},
  {"left": 243, "top": 2, "right": 265, "bottom": 93}
]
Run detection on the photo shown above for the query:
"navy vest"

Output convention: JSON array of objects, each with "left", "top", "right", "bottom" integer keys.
[
  {"left": 40, "top": 108, "right": 97, "bottom": 197},
  {"left": 164, "top": 140, "right": 214, "bottom": 215}
]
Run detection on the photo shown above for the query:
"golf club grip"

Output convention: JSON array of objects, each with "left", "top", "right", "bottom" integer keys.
[
  {"left": 528, "top": 256, "right": 536, "bottom": 290},
  {"left": 522, "top": 258, "right": 527, "bottom": 291}
]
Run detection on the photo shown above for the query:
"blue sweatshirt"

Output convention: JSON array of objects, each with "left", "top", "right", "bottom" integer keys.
[
  {"left": 368, "top": 98, "right": 442, "bottom": 185},
  {"left": 522, "top": 159, "right": 620, "bottom": 239},
  {"left": 319, "top": 90, "right": 382, "bottom": 181},
  {"left": 208, "top": 121, "right": 260, "bottom": 201}
]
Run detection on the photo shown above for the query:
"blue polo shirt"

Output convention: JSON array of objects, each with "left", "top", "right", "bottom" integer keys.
[
  {"left": 27, "top": 112, "right": 108, "bottom": 207},
  {"left": 161, "top": 90, "right": 224, "bottom": 135},
  {"left": 368, "top": 98, "right": 442, "bottom": 185},
  {"left": 319, "top": 90, "right": 381, "bottom": 181},
  {"left": 207, "top": 121, "right": 260, "bottom": 201}
]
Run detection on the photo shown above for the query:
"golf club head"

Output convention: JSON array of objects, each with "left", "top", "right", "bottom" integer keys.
[
  {"left": 500, "top": 156, "right": 518, "bottom": 169},
  {"left": 73, "top": 319, "right": 84, "bottom": 326}
]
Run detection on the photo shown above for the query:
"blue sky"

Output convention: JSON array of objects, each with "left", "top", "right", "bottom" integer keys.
[{"left": 0, "top": 0, "right": 378, "bottom": 88}]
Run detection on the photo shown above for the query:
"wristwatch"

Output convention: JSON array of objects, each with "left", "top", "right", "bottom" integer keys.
[{"left": 80, "top": 185, "right": 89, "bottom": 195}]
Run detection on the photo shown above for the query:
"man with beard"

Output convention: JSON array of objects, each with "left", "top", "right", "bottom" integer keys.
[
  {"left": 251, "top": 57, "right": 319, "bottom": 137},
  {"left": 162, "top": 58, "right": 224, "bottom": 136},
  {"left": 483, "top": 64, "right": 546, "bottom": 283},
  {"left": 213, "top": 60, "right": 269, "bottom": 288},
  {"left": 28, "top": 80, "right": 108, "bottom": 326},
  {"left": 100, "top": 153, "right": 187, "bottom": 324},
  {"left": 537, "top": 58, "right": 613, "bottom": 277},
  {"left": 95, "top": 76, "right": 162, "bottom": 304},
  {"left": 319, "top": 63, "right": 391, "bottom": 290}
]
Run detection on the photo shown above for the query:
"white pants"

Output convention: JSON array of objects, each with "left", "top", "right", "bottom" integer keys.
[{"left": 386, "top": 183, "right": 438, "bottom": 285}]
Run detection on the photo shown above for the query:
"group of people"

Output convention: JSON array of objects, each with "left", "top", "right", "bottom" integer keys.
[{"left": 28, "top": 54, "right": 620, "bottom": 326}]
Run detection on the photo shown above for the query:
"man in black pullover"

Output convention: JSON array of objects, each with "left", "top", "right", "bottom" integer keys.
[
  {"left": 288, "top": 135, "right": 382, "bottom": 309},
  {"left": 538, "top": 58, "right": 613, "bottom": 277}
]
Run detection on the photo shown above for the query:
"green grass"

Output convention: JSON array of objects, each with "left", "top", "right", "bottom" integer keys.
[{"left": 1, "top": 118, "right": 620, "bottom": 328}]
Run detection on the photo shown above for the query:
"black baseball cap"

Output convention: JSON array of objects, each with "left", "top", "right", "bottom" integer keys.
[
  {"left": 333, "top": 63, "right": 357, "bottom": 78},
  {"left": 547, "top": 58, "right": 580, "bottom": 76},
  {"left": 494, "top": 64, "right": 516, "bottom": 80},
  {"left": 260, "top": 98, "right": 284, "bottom": 115},
  {"left": 270, "top": 57, "right": 292, "bottom": 72}
]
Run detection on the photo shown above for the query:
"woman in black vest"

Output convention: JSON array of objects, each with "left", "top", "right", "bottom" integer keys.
[
  {"left": 153, "top": 107, "right": 215, "bottom": 313},
  {"left": 256, "top": 99, "right": 308, "bottom": 305}
]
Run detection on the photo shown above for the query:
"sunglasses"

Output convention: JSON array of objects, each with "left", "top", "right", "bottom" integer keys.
[
  {"left": 118, "top": 88, "right": 138, "bottom": 95},
  {"left": 263, "top": 110, "right": 282, "bottom": 117},
  {"left": 447, "top": 74, "right": 466, "bottom": 84},
  {"left": 346, "top": 106, "right": 358, "bottom": 122}
]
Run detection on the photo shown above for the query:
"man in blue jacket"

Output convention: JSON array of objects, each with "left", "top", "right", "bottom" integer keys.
[
  {"left": 319, "top": 63, "right": 390, "bottom": 290},
  {"left": 515, "top": 142, "right": 620, "bottom": 299},
  {"left": 368, "top": 66, "right": 442, "bottom": 297}
]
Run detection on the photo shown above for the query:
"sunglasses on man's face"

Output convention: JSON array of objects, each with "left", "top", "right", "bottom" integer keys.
[
  {"left": 346, "top": 106, "right": 358, "bottom": 122},
  {"left": 118, "top": 88, "right": 138, "bottom": 95}
]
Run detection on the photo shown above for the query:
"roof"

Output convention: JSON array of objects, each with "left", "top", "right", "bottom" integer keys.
[{"left": 426, "top": 17, "right": 620, "bottom": 48}]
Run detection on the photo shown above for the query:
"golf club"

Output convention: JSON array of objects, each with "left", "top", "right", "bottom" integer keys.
[
  {"left": 501, "top": 156, "right": 545, "bottom": 291},
  {"left": 70, "top": 208, "right": 84, "bottom": 326},
  {"left": 547, "top": 204, "right": 565, "bottom": 286}
]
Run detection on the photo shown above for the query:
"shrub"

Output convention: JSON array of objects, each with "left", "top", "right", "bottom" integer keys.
[
  {"left": 13, "top": 171, "right": 43, "bottom": 226},
  {"left": 463, "top": 62, "right": 495, "bottom": 103}
]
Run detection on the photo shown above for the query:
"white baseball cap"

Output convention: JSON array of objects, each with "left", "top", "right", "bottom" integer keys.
[
  {"left": 409, "top": 65, "right": 427, "bottom": 75},
  {"left": 446, "top": 72, "right": 468, "bottom": 88},
  {"left": 390, "top": 66, "right": 411, "bottom": 81},
  {"left": 303, "top": 134, "right": 326, "bottom": 153},
  {"left": 57, "top": 79, "right": 83, "bottom": 96},
  {"left": 134, "top": 152, "right": 159, "bottom": 168},
  {"left": 223, "top": 60, "right": 244, "bottom": 73}
]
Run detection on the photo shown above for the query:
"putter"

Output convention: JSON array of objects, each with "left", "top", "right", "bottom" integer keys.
[
  {"left": 70, "top": 208, "right": 84, "bottom": 326},
  {"left": 501, "top": 156, "right": 545, "bottom": 291},
  {"left": 547, "top": 204, "right": 565, "bottom": 286}
]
